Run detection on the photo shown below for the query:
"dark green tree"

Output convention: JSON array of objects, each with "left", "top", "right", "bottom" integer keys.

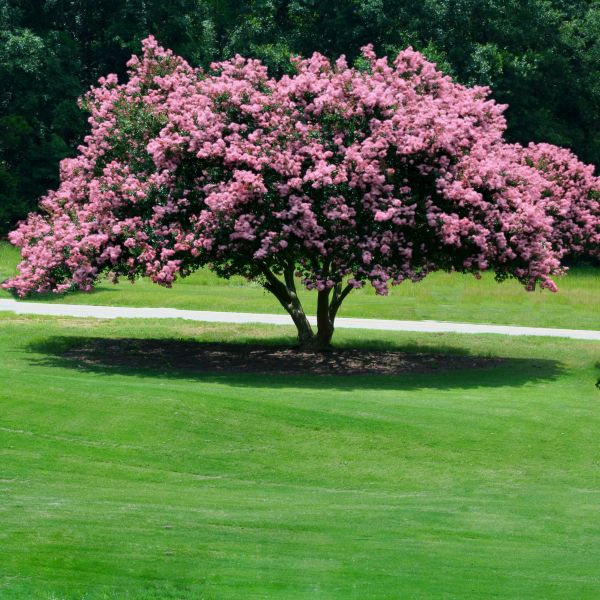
[{"left": 1, "top": 0, "right": 598, "bottom": 234}]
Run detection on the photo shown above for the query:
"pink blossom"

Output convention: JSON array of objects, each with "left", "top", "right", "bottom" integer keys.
[{"left": 2, "top": 38, "right": 598, "bottom": 304}]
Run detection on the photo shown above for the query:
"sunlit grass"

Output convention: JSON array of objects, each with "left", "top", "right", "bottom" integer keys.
[
  {"left": 1, "top": 241, "right": 599, "bottom": 329},
  {"left": 1, "top": 314, "right": 599, "bottom": 598},
  {"left": 0, "top": 244, "right": 600, "bottom": 329}
]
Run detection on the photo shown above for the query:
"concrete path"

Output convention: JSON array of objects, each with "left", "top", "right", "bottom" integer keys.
[{"left": 1, "top": 298, "right": 599, "bottom": 341}]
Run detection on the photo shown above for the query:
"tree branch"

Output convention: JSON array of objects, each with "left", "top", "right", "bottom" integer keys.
[
  {"left": 329, "top": 282, "right": 353, "bottom": 320},
  {"left": 259, "top": 262, "right": 315, "bottom": 345},
  {"left": 259, "top": 264, "right": 293, "bottom": 313},
  {"left": 283, "top": 261, "right": 298, "bottom": 300}
]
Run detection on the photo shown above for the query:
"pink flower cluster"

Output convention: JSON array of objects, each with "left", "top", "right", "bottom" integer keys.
[{"left": 3, "top": 36, "right": 599, "bottom": 297}]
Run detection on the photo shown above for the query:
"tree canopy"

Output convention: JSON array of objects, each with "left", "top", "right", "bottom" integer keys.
[{"left": 4, "top": 39, "right": 598, "bottom": 349}]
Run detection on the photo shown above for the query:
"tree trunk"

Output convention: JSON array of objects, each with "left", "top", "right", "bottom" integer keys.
[
  {"left": 260, "top": 264, "right": 352, "bottom": 352},
  {"left": 289, "top": 305, "right": 315, "bottom": 348},
  {"left": 314, "top": 288, "right": 334, "bottom": 351}
]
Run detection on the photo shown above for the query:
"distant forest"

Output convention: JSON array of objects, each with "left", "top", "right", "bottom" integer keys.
[{"left": 1, "top": 0, "right": 599, "bottom": 233}]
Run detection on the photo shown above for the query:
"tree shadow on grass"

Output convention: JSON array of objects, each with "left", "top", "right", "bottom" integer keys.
[{"left": 27, "top": 335, "right": 564, "bottom": 391}]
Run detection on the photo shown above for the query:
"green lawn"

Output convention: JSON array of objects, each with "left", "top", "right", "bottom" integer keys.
[
  {"left": 1, "top": 313, "right": 600, "bottom": 598},
  {"left": 1, "top": 242, "right": 599, "bottom": 330}
]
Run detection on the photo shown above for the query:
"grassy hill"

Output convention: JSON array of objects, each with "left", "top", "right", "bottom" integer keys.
[{"left": 1, "top": 314, "right": 600, "bottom": 598}]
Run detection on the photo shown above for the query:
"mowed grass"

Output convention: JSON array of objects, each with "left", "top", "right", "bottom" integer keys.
[
  {"left": 1, "top": 241, "right": 599, "bottom": 330},
  {"left": 1, "top": 313, "right": 600, "bottom": 598}
]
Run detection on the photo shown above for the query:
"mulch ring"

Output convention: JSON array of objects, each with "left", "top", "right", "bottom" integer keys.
[{"left": 62, "top": 338, "right": 505, "bottom": 376}]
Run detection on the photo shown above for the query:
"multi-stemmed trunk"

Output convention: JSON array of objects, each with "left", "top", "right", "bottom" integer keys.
[{"left": 260, "top": 264, "right": 352, "bottom": 352}]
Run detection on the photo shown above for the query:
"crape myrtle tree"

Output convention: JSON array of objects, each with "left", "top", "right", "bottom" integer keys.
[{"left": 3, "top": 38, "right": 600, "bottom": 350}]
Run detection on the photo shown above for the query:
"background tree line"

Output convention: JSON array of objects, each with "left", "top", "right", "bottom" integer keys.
[{"left": 1, "top": 0, "right": 599, "bottom": 234}]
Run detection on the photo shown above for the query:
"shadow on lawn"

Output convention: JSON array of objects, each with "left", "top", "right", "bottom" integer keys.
[{"left": 28, "top": 335, "right": 564, "bottom": 391}]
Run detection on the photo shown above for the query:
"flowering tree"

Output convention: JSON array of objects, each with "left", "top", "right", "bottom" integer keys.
[{"left": 3, "top": 37, "right": 599, "bottom": 350}]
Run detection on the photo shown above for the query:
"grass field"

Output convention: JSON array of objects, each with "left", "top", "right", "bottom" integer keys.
[
  {"left": 1, "top": 313, "right": 600, "bottom": 598},
  {"left": 1, "top": 242, "right": 599, "bottom": 330}
]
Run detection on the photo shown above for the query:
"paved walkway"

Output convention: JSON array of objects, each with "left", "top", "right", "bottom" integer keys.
[{"left": 1, "top": 298, "right": 599, "bottom": 341}]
